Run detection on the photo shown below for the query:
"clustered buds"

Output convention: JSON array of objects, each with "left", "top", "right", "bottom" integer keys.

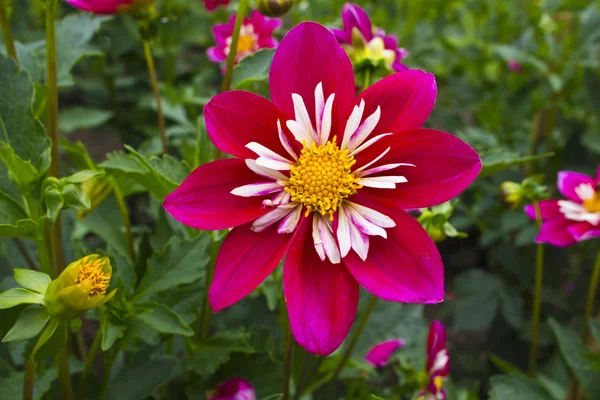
[
  {"left": 257, "top": 0, "right": 294, "bottom": 17},
  {"left": 500, "top": 176, "right": 549, "bottom": 209},
  {"left": 78, "top": 176, "right": 113, "bottom": 219},
  {"left": 418, "top": 201, "right": 467, "bottom": 243}
]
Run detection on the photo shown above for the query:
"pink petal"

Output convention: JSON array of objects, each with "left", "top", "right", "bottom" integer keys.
[
  {"left": 207, "top": 47, "right": 227, "bottom": 63},
  {"left": 557, "top": 171, "right": 596, "bottom": 203},
  {"left": 210, "top": 378, "right": 256, "bottom": 400},
  {"left": 65, "top": 0, "right": 130, "bottom": 14},
  {"left": 210, "top": 221, "right": 300, "bottom": 312},
  {"left": 205, "top": 91, "right": 287, "bottom": 159},
  {"left": 365, "top": 338, "right": 406, "bottom": 367},
  {"left": 343, "top": 200, "right": 444, "bottom": 303},
  {"left": 204, "top": 0, "right": 230, "bottom": 11},
  {"left": 355, "top": 129, "right": 481, "bottom": 209},
  {"left": 341, "top": 3, "right": 373, "bottom": 41},
  {"left": 567, "top": 222, "right": 600, "bottom": 242},
  {"left": 536, "top": 218, "right": 577, "bottom": 247},
  {"left": 524, "top": 200, "right": 562, "bottom": 221},
  {"left": 357, "top": 70, "right": 437, "bottom": 135},
  {"left": 270, "top": 22, "right": 355, "bottom": 139},
  {"left": 163, "top": 159, "right": 268, "bottom": 230},
  {"left": 427, "top": 321, "right": 449, "bottom": 376},
  {"left": 284, "top": 218, "right": 359, "bottom": 355}
]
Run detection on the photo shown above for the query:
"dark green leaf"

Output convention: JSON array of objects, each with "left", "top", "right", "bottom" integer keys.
[
  {"left": 489, "top": 374, "right": 554, "bottom": 400},
  {"left": 0, "top": 367, "right": 57, "bottom": 400},
  {"left": 232, "top": 49, "right": 275, "bottom": 89},
  {"left": 101, "top": 312, "right": 126, "bottom": 352},
  {"left": 134, "top": 303, "right": 193, "bottom": 336},
  {"left": 189, "top": 329, "right": 254, "bottom": 376},
  {"left": 59, "top": 107, "right": 114, "bottom": 133}
]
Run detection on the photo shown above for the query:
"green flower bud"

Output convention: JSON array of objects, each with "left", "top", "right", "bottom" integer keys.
[
  {"left": 258, "top": 0, "right": 294, "bottom": 17},
  {"left": 500, "top": 176, "right": 549, "bottom": 209},
  {"left": 342, "top": 27, "right": 396, "bottom": 73},
  {"left": 418, "top": 201, "right": 467, "bottom": 243},
  {"left": 77, "top": 176, "right": 112, "bottom": 219},
  {"left": 44, "top": 255, "right": 116, "bottom": 320}
]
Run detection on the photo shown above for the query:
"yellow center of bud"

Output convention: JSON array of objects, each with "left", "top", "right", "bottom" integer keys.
[
  {"left": 583, "top": 191, "right": 600, "bottom": 213},
  {"left": 237, "top": 34, "right": 256, "bottom": 53},
  {"left": 433, "top": 376, "right": 444, "bottom": 391},
  {"left": 77, "top": 256, "right": 110, "bottom": 296},
  {"left": 284, "top": 139, "right": 361, "bottom": 220}
]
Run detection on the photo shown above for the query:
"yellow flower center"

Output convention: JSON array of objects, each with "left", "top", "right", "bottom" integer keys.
[
  {"left": 77, "top": 256, "right": 110, "bottom": 296},
  {"left": 237, "top": 34, "right": 256, "bottom": 54},
  {"left": 583, "top": 191, "right": 600, "bottom": 213},
  {"left": 284, "top": 139, "right": 362, "bottom": 220},
  {"left": 433, "top": 376, "right": 444, "bottom": 391}
]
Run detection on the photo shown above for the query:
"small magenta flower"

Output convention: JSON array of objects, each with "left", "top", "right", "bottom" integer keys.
[
  {"left": 418, "top": 321, "right": 450, "bottom": 400},
  {"left": 65, "top": 0, "right": 135, "bottom": 13},
  {"left": 204, "top": 0, "right": 230, "bottom": 11},
  {"left": 164, "top": 22, "right": 481, "bottom": 355},
  {"left": 332, "top": 3, "right": 409, "bottom": 72},
  {"left": 508, "top": 60, "right": 522, "bottom": 72},
  {"left": 207, "top": 10, "right": 282, "bottom": 66},
  {"left": 524, "top": 167, "right": 600, "bottom": 246},
  {"left": 365, "top": 338, "right": 406, "bottom": 367},
  {"left": 208, "top": 378, "right": 256, "bottom": 400}
]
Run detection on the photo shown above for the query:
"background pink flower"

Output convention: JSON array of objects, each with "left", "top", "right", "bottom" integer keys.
[
  {"left": 508, "top": 60, "right": 522, "bottom": 72},
  {"left": 207, "top": 10, "right": 282, "bottom": 66},
  {"left": 205, "top": 0, "right": 230, "bottom": 11},
  {"left": 332, "top": 2, "right": 409, "bottom": 71},
  {"left": 365, "top": 338, "right": 406, "bottom": 367},
  {"left": 419, "top": 321, "right": 450, "bottom": 399},
  {"left": 64, "top": 0, "right": 134, "bottom": 14},
  {"left": 165, "top": 22, "right": 481, "bottom": 356},
  {"left": 524, "top": 167, "right": 600, "bottom": 247},
  {"left": 208, "top": 378, "right": 256, "bottom": 400}
]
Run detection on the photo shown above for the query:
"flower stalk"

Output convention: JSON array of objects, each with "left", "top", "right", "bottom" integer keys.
[
  {"left": 0, "top": 0, "right": 18, "bottom": 68},
  {"left": 142, "top": 40, "right": 168, "bottom": 155},
  {"left": 77, "top": 330, "right": 102, "bottom": 400},
  {"left": 57, "top": 348, "right": 74, "bottom": 400},
  {"left": 221, "top": 0, "right": 249, "bottom": 92},
  {"left": 529, "top": 201, "right": 544, "bottom": 376},
  {"left": 582, "top": 248, "right": 600, "bottom": 340}
]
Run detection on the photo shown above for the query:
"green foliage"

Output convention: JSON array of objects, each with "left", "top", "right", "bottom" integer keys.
[
  {"left": 489, "top": 374, "right": 554, "bottom": 400},
  {"left": 232, "top": 49, "right": 275, "bottom": 89},
  {"left": 3, "top": 306, "right": 49, "bottom": 343}
]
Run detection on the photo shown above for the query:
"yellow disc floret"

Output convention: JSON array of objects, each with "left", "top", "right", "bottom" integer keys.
[
  {"left": 77, "top": 255, "right": 111, "bottom": 296},
  {"left": 285, "top": 138, "right": 362, "bottom": 220},
  {"left": 583, "top": 191, "right": 600, "bottom": 213}
]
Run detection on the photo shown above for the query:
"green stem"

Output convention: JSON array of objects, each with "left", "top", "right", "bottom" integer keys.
[
  {"left": 221, "top": 0, "right": 249, "bottom": 92},
  {"left": 22, "top": 359, "right": 36, "bottom": 400},
  {"left": 582, "top": 249, "right": 600, "bottom": 340},
  {"left": 529, "top": 201, "right": 544, "bottom": 377},
  {"left": 283, "top": 319, "right": 293, "bottom": 400},
  {"left": 99, "top": 348, "right": 117, "bottom": 400},
  {"left": 0, "top": 0, "right": 18, "bottom": 68},
  {"left": 77, "top": 330, "right": 102, "bottom": 400},
  {"left": 56, "top": 348, "right": 73, "bottom": 400},
  {"left": 142, "top": 40, "right": 168, "bottom": 155},
  {"left": 363, "top": 67, "right": 372, "bottom": 90},
  {"left": 112, "top": 179, "right": 135, "bottom": 263},
  {"left": 333, "top": 295, "right": 378, "bottom": 379}
]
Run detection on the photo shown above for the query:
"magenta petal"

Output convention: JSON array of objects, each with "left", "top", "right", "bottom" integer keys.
[
  {"left": 341, "top": 3, "right": 373, "bottom": 41},
  {"left": 427, "top": 321, "right": 450, "bottom": 376},
  {"left": 567, "top": 222, "right": 600, "bottom": 242},
  {"left": 358, "top": 70, "right": 436, "bottom": 135},
  {"left": 163, "top": 159, "right": 268, "bottom": 230},
  {"left": 331, "top": 28, "right": 351, "bottom": 44},
  {"left": 356, "top": 129, "right": 481, "bottom": 209},
  {"left": 211, "top": 378, "right": 256, "bottom": 400},
  {"left": 65, "top": 0, "right": 130, "bottom": 14},
  {"left": 524, "top": 199, "right": 562, "bottom": 221},
  {"left": 205, "top": 91, "right": 287, "bottom": 159},
  {"left": 344, "top": 204, "right": 444, "bottom": 303},
  {"left": 270, "top": 22, "right": 355, "bottom": 138},
  {"left": 207, "top": 47, "right": 226, "bottom": 63},
  {"left": 557, "top": 171, "right": 596, "bottom": 203},
  {"left": 365, "top": 338, "right": 406, "bottom": 367},
  {"left": 284, "top": 217, "right": 359, "bottom": 355},
  {"left": 536, "top": 218, "right": 577, "bottom": 247},
  {"left": 209, "top": 221, "right": 299, "bottom": 312}
]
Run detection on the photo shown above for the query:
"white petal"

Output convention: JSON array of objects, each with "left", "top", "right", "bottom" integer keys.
[
  {"left": 337, "top": 205, "right": 352, "bottom": 258},
  {"left": 349, "top": 218, "right": 369, "bottom": 261},
  {"left": 278, "top": 205, "right": 303, "bottom": 234},
  {"left": 346, "top": 202, "right": 396, "bottom": 228},
  {"left": 286, "top": 120, "right": 314, "bottom": 145},
  {"left": 263, "top": 190, "right": 291, "bottom": 206},
  {"left": 575, "top": 183, "right": 596, "bottom": 201},
  {"left": 292, "top": 93, "right": 316, "bottom": 143},
  {"left": 349, "top": 133, "right": 393, "bottom": 156},
  {"left": 317, "top": 216, "right": 341, "bottom": 264},
  {"left": 359, "top": 176, "right": 408, "bottom": 189},
  {"left": 356, "top": 163, "right": 415, "bottom": 178},
  {"left": 344, "top": 205, "right": 388, "bottom": 238},
  {"left": 245, "top": 159, "right": 288, "bottom": 181},
  {"left": 314, "top": 83, "right": 325, "bottom": 137},
  {"left": 246, "top": 142, "right": 293, "bottom": 171},
  {"left": 348, "top": 106, "right": 381, "bottom": 152},
  {"left": 355, "top": 147, "right": 391, "bottom": 173},
  {"left": 278, "top": 120, "right": 298, "bottom": 160},
  {"left": 231, "top": 182, "right": 283, "bottom": 197},
  {"left": 341, "top": 100, "right": 365, "bottom": 150},
  {"left": 319, "top": 94, "right": 335, "bottom": 145},
  {"left": 312, "top": 216, "right": 326, "bottom": 261},
  {"left": 251, "top": 205, "right": 295, "bottom": 232}
]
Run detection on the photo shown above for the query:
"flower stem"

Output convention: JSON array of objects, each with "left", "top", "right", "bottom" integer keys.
[
  {"left": 362, "top": 67, "right": 372, "bottom": 91},
  {"left": 582, "top": 249, "right": 600, "bottom": 340},
  {"left": 282, "top": 309, "right": 293, "bottom": 400},
  {"left": 56, "top": 348, "right": 73, "bottom": 400},
  {"left": 332, "top": 295, "right": 378, "bottom": 379},
  {"left": 0, "top": 0, "right": 18, "bottom": 69},
  {"left": 112, "top": 179, "right": 136, "bottom": 263},
  {"left": 221, "top": 0, "right": 248, "bottom": 92},
  {"left": 99, "top": 348, "right": 117, "bottom": 400},
  {"left": 77, "top": 330, "right": 102, "bottom": 400},
  {"left": 142, "top": 40, "right": 168, "bottom": 155},
  {"left": 22, "top": 359, "right": 36, "bottom": 400},
  {"left": 529, "top": 201, "right": 544, "bottom": 377}
]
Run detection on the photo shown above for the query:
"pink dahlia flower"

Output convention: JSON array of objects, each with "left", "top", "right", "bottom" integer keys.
[
  {"left": 208, "top": 378, "right": 256, "bottom": 400},
  {"left": 64, "top": 0, "right": 134, "bottom": 14},
  {"left": 508, "top": 60, "right": 522, "bottom": 72},
  {"left": 205, "top": 0, "right": 230, "bottom": 11},
  {"left": 365, "top": 338, "right": 406, "bottom": 367},
  {"left": 525, "top": 167, "right": 600, "bottom": 246},
  {"left": 418, "top": 321, "right": 450, "bottom": 400},
  {"left": 332, "top": 3, "right": 409, "bottom": 72},
  {"left": 164, "top": 22, "right": 481, "bottom": 355},
  {"left": 207, "top": 10, "right": 282, "bottom": 66}
]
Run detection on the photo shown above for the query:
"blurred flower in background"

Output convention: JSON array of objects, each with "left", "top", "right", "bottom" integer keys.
[
  {"left": 418, "top": 321, "right": 450, "bottom": 400},
  {"left": 207, "top": 378, "right": 256, "bottom": 400},
  {"left": 501, "top": 175, "right": 548, "bottom": 209},
  {"left": 204, "top": 0, "right": 230, "bottom": 11},
  {"left": 508, "top": 60, "right": 522, "bottom": 72},
  {"left": 64, "top": 0, "right": 135, "bottom": 14},
  {"left": 365, "top": 338, "right": 406, "bottom": 367},
  {"left": 257, "top": 0, "right": 295, "bottom": 17}
]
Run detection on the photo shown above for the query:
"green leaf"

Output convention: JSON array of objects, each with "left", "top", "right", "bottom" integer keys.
[
  {"left": 0, "top": 368, "right": 57, "bottom": 400},
  {"left": 215, "top": 352, "right": 282, "bottom": 399},
  {"left": 232, "top": 49, "right": 275, "bottom": 89},
  {"left": 133, "top": 235, "right": 209, "bottom": 301},
  {"left": 59, "top": 107, "right": 114, "bottom": 133},
  {"left": 134, "top": 303, "right": 194, "bottom": 336},
  {"left": 43, "top": 188, "right": 64, "bottom": 224},
  {"left": 61, "top": 183, "right": 91, "bottom": 210},
  {"left": 34, "top": 319, "right": 67, "bottom": 362},
  {"left": 584, "top": 68, "right": 600, "bottom": 120},
  {"left": 3, "top": 306, "right": 50, "bottom": 342},
  {"left": 452, "top": 269, "right": 502, "bottom": 331},
  {"left": 0, "top": 288, "right": 45, "bottom": 309},
  {"left": 479, "top": 151, "right": 554, "bottom": 177},
  {"left": 489, "top": 374, "right": 554, "bottom": 400},
  {"left": 64, "top": 170, "right": 104, "bottom": 184},
  {"left": 60, "top": 139, "right": 96, "bottom": 170},
  {"left": 549, "top": 318, "right": 600, "bottom": 398},
  {"left": 13, "top": 269, "right": 51, "bottom": 294},
  {"left": 589, "top": 320, "right": 600, "bottom": 346},
  {"left": 0, "top": 54, "right": 50, "bottom": 188},
  {"left": 489, "top": 354, "right": 525, "bottom": 375},
  {"left": 0, "top": 191, "right": 44, "bottom": 240},
  {"left": 189, "top": 329, "right": 254, "bottom": 376},
  {"left": 101, "top": 312, "right": 126, "bottom": 352}
]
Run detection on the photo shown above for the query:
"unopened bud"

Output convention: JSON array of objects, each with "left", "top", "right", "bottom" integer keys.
[
  {"left": 77, "top": 177, "right": 112, "bottom": 219},
  {"left": 258, "top": 0, "right": 294, "bottom": 17}
]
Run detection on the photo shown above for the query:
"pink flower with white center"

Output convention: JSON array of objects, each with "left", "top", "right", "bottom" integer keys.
[
  {"left": 207, "top": 10, "right": 282, "bottom": 66},
  {"left": 164, "top": 22, "right": 481, "bottom": 355},
  {"left": 525, "top": 167, "right": 600, "bottom": 246},
  {"left": 418, "top": 321, "right": 450, "bottom": 400},
  {"left": 208, "top": 378, "right": 256, "bottom": 400},
  {"left": 204, "top": 0, "right": 230, "bottom": 11},
  {"left": 64, "top": 0, "right": 134, "bottom": 14},
  {"left": 332, "top": 3, "right": 409, "bottom": 72},
  {"left": 365, "top": 338, "right": 406, "bottom": 367}
]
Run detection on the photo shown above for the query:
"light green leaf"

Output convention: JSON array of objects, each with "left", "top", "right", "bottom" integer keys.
[
  {"left": 489, "top": 374, "right": 554, "bottom": 400},
  {"left": 60, "top": 139, "right": 96, "bottom": 170},
  {"left": 133, "top": 235, "right": 209, "bottom": 301},
  {"left": 13, "top": 269, "right": 51, "bottom": 294},
  {"left": 64, "top": 170, "right": 104, "bottom": 184},
  {"left": 189, "top": 329, "right": 254, "bottom": 376},
  {"left": 61, "top": 183, "right": 91, "bottom": 210},
  {"left": 43, "top": 188, "right": 63, "bottom": 224},
  {"left": 3, "top": 306, "right": 50, "bottom": 342},
  {"left": 232, "top": 49, "right": 275, "bottom": 89},
  {"left": 0, "top": 190, "right": 37, "bottom": 239},
  {"left": 135, "top": 303, "right": 193, "bottom": 336},
  {"left": 59, "top": 107, "right": 114, "bottom": 133},
  {"left": 0, "top": 288, "right": 45, "bottom": 309}
]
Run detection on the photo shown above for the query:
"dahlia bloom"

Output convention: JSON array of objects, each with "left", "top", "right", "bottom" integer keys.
[
  {"left": 332, "top": 3, "right": 409, "bottom": 72},
  {"left": 508, "top": 60, "right": 522, "bottom": 72},
  {"left": 525, "top": 167, "right": 600, "bottom": 246},
  {"left": 205, "top": 0, "right": 230, "bottom": 11},
  {"left": 418, "top": 321, "right": 450, "bottom": 400},
  {"left": 65, "top": 0, "right": 134, "bottom": 14},
  {"left": 365, "top": 338, "right": 406, "bottom": 367},
  {"left": 208, "top": 378, "right": 256, "bottom": 400},
  {"left": 164, "top": 22, "right": 481, "bottom": 355},
  {"left": 207, "top": 10, "right": 282, "bottom": 66}
]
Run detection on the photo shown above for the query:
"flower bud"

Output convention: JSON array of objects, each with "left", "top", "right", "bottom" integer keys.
[
  {"left": 44, "top": 255, "right": 116, "bottom": 320},
  {"left": 257, "top": 0, "right": 294, "bottom": 17},
  {"left": 77, "top": 176, "right": 112, "bottom": 219},
  {"left": 418, "top": 202, "right": 466, "bottom": 243},
  {"left": 500, "top": 177, "right": 548, "bottom": 209},
  {"left": 342, "top": 28, "right": 396, "bottom": 73}
]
